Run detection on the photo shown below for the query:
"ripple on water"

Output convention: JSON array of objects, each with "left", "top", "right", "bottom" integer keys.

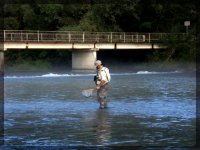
[{"left": 108, "top": 98, "right": 195, "bottom": 119}]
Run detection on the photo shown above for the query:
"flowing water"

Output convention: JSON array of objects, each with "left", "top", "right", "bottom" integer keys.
[{"left": 4, "top": 69, "right": 196, "bottom": 147}]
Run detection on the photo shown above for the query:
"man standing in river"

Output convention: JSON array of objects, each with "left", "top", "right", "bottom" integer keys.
[{"left": 94, "top": 60, "right": 111, "bottom": 109}]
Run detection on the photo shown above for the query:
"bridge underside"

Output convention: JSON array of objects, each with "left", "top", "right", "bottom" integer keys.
[
  {"left": 3, "top": 42, "right": 164, "bottom": 70},
  {"left": 3, "top": 42, "right": 163, "bottom": 50}
]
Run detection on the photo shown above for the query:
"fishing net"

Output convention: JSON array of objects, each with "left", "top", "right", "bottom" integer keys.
[{"left": 82, "top": 88, "right": 95, "bottom": 97}]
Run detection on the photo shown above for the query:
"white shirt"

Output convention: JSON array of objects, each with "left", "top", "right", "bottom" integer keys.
[{"left": 97, "top": 67, "right": 109, "bottom": 84}]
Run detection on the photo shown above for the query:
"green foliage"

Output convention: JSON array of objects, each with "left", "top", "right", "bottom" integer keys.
[
  {"left": 37, "top": 4, "right": 64, "bottom": 30},
  {"left": 78, "top": 10, "right": 103, "bottom": 31},
  {"left": 4, "top": 17, "right": 19, "bottom": 29},
  {"left": 59, "top": 25, "right": 80, "bottom": 31},
  {"left": 148, "top": 33, "right": 196, "bottom": 62},
  {"left": 20, "top": 4, "right": 38, "bottom": 29},
  {"left": 3, "top": 1, "right": 197, "bottom": 64},
  {"left": 4, "top": 49, "right": 71, "bottom": 70},
  {"left": 13, "top": 60, "right": 51, "bottom": 71},
  {"left": 4, "top": 4, "right": 22, "bottom": 29},
  {"left": 139, "top": 22, "right": 152, "bottom": 32},
  {"left": 176, "top": 34, "right": 197, "bottom": 61},
  {"left": 3, "top": 1, "right": 196, "bottom": 32}
]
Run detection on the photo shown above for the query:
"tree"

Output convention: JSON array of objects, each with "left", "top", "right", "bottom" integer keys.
[{"left": 37, "top": 4, "right": 64, "bottom": 30}]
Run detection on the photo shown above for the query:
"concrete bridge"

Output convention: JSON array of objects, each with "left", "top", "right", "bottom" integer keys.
[{"left": 0, "top": 30, "right": 185, "bottom": 71}]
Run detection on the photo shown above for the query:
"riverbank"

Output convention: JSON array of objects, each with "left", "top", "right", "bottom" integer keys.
[
  {"left": 108, "top": 61, "right": 196, "bottom": 73},
  {"left": 4, "top": 60, "right": 196, "bottom": 76}
]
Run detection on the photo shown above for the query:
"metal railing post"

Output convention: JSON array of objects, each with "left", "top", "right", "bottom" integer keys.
[
  {"left": 4, "top": 30, "right": 5, "bottom": 41},
  {"left": 38, "top": 30, "right": 39, "bottom": 42},
  {"left": 26, "top": 32, "right": 28, "bottom": 41},
  {"left": 124, "top": 32, "right": 125, "bottom": 43},
  {"left": 136, "top": 33, "right": 138, "bottom": 43},
  {"left": 142, "top": 35, "right": 145, "bottom": 42},
  {"left": 83, "top": 32, "right": 85, "bottom": 42},
  {"left": 21, "top": 31, "right": 23, "bottom": 41},
  {"left": 110, "top": 32, "right": 112, "bottom": 43},
  {"left": 55, "top": 33, "right": 59, "bottom": 41},
  {"left": 148, "top": 33, "right": 151, "bottom": 43},
  {"left": 68, "top": 32, "right": 71, "bottom": 42}
]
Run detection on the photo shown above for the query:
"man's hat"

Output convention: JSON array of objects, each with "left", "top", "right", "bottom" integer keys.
[{"left": 94, "top": 60, "right": 102, "bottom": 67}]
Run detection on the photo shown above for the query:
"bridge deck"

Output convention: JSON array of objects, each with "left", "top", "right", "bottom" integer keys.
[{"left": 1, "top": 30, "right": 186, "bottom": 50}]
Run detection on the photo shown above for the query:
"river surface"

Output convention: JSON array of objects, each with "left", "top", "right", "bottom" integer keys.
[{"left": 4, "top": 69, "right": 196, "bottom": 147}]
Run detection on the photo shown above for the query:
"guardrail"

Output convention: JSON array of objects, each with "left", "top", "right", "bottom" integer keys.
[{"left": 2, "top": 30, "right": 186, "bottom": 43}]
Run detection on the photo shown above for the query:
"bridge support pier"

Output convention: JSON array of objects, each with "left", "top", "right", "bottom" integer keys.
[
  {"left": 72, "top": 49, "right": 98, "bottom": 70},
  {"left": 0, "top": 50, "right": 4, "bottom": 76}
]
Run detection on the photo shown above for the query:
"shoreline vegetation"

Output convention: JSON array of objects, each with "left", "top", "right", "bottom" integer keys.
[{"left": 4, "top": 60, "right": 196, "bottom": 75}]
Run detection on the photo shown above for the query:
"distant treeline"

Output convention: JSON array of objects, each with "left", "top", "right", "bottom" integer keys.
[{"left": 3, "top": 0, "right": 197, "bottom": 69}]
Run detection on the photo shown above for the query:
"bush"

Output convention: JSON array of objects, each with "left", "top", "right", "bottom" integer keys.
[{"left": 9, "top": 60, "right": 51, "bottom": 71}]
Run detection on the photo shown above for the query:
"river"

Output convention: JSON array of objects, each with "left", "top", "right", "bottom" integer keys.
[{"left": 4, "top": 68, "right": 196, "bottom": 147}]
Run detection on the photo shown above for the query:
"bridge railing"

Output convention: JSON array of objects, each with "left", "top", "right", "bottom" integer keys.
[{"left": 3, "top": 30, "right": 186, "bottom": 43}]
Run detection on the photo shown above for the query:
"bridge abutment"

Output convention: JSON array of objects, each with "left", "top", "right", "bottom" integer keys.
[{"left": 72, "top": 49, "right": 98, "bottom": 70}]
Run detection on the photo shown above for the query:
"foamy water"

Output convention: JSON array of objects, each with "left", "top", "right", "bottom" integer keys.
[{"left": 4, "top": 70, "right": 181, "bottom": 79}]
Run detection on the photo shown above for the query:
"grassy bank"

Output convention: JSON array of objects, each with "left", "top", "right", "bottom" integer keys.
[
  {"left": 4, "top": 60, "right": 74, "bottom": 76},
  {"left": 5, "top": 59, "right": 53, "bottom": 72},
  {"left": 5, "top": 59, "right": 195, "bottom": 74}
]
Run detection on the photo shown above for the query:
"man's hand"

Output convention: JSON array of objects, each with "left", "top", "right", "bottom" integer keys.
[
  {"left": 96, "top": 80, "right": 106, "bottom": 90},
  {"left": 96, "top": 86, "right": 100, "bottom": 90}
]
